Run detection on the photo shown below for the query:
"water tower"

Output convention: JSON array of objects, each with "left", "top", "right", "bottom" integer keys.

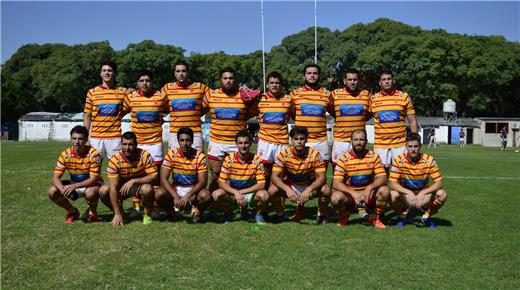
[{"left": 443, "top": 99, "right": 457, "bottom": 122}]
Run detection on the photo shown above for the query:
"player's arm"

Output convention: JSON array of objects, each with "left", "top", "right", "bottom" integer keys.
[
  {"left": 61, "top": 175, "right": 99, "bottom": 196},
  {"left": 108, "top": 176, "right": 123, "bottom": 227},
  {"left": 120, "top": 173, "right": 158, "bottom": 196},
  {"left": 179, "top": 171, "right": 208, "bottom": 209},
  {"left": 218, "top": 179, "right": 240, "bottom": 197},
  {"left": 52, "top": 172, "right": 66, "bottom": 194},
  {"left": 83, "top": 113, "right": 91, "bottom": 131},
  {"left": 332, "top": 178, "right": 361, "bottom": 196},
  {"left": 407, "top": 114, "right": 418, "bottom": 133},
  {"left": 389, "top": 180, "right": 415, "bottom": 196},
  {"left": 238, "top": 181, "right": 266, "bottom": 196},
  {"left": 299, "top": 171, "right": 326, "bottom": 203},
  {"left": 419, "top": 179, "right": 443, "bottom": 196},
  {"left": 160, "top": 166, "right": 180, "bottom": 202},
  {"left": 271, "top": 169, "right": 298, "bottom": 201}
]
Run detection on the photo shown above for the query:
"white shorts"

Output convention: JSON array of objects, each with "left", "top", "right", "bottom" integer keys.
[
  {"left": 207, "top": 141, "right": 237, "bottom": 161},
  {"left": 89, "top": 138, "right": 121, "bottom": 159},
  {"left": 375, "top": 147, "right": 406, "bottom": 168},
  {"left": 257, "top": 139, "right": 288, "bottom": 164},
  {"left": 306, "top": 140, "right": 330, "bottom": 162},
  {"left": 176, "top": 185, "right": 193, "bottom": 198},
  {"left": 138, "top": 143, "right": 163, "bottom": 165},
  {"left": 243, "top": 192, "right": 255, "bottom": 207},
  {"left": 331, "top": 141, "right": 352, "bottom": 165},
  {"left": 62, "top": 180, "right": 88, "bottom": 198},
  {"left": 169, "top": 132, "right": 204, "bottom": 152}
]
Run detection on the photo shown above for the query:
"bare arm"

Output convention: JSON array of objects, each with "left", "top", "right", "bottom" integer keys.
[
  {"left": 407, "top": 114, "right": 418, "bottom": 133},
  {"left": 271, "top": 170, "right": 297, "bottom": 200},
  {"left": 419, "top": 180, "right": 443, "bottom": 196},
  {"left": 109, "top": 177, "right": 123, "bottom": 227},
  {"left": 160, "top": 167, "right": 179, "bottom": 201},
  {"left": 390, "top": 180, "right": 415, "bottom": 196},
  {"left": 83, "top": 113, "right": 92, "bottom": 131}
]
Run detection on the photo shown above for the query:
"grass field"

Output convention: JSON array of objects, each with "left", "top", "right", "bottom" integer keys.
[{"left": 2, "top": 141, "right": 520, "bottom": 289}]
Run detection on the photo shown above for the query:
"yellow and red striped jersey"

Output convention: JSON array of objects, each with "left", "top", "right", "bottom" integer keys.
[
  {"left": 332, "top": 88, "right": 371, "bottom": 142},
  {"left": 203, "top": 88, "right": 249, "bottom": 144},
  {"left": 389, "top": 152, "right": 442, "bottom": 190},
  {"left": 123, "top": 90, "right": 168, "bottom": 145},
  {"left": 333, "top": 150, "right": 385, "bottom": 190},
  {"left": 54, "top": 146, "right": 102, "bottom": 182},
  {"left": 369, "top": 90, "right": 416, "bottom": 149},
  {"left": 290, "top": 85, "right": 333, "bottom": 143},
  {"left": 162, "top": 148, "right": 207, "bottom": 186},
  {"left": 160, "top": 82, "right": 209, "bottom": 134},
  {"left": 84, "top": 85, "right": 126, "bottom": 139},
  {"left": 107, "top": 149, "right": 158, "bottom": 181},
  {"left": 273, "top": 147, "right": 325, "bottom": 185},
  {"left": 255, "top": 92, "right": 292, "bottom": 145},
  {"left": 219, "top": 152, "right": 265, "bottom": 189}
]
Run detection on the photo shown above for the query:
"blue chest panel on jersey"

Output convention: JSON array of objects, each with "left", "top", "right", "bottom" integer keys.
[
  {"left": 98, "top": 104, "right": 119, "bottom": 116},
  {"left": 301, "top": 104, "right": 324, "bottom": 117},
  {"left": 136, "top": 111, "right": 159, "bottom": 123},
  {"left": 263, "top": 112, "right": 286, "bottom": 124},
  {"left": 378, "top": 110, "right": 400, "bottom": 123},
  {"left": 215, "top": 108, "right": 241, "bottom": 120},
  {"left": 340, "top": 104, "right": 364, "bottom": 116},
  {"left": 172, "top": 98, "right": 196, "bottom": 111}
]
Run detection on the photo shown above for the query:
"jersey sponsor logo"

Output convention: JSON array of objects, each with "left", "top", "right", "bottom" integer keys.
[
  {"left": 70, "top": 173, "right": 89, "bottom": 182},
  {"left": 230, "top": 178, "right": 254, "bottom": 189},
  {"left": 300, "top": 104, "right": 324, "bottom": 117},
  {"left": 378, "top": 110, "right": 400, "bottom": 123},
  {"left": 215, "top": 108, "right": 241, "bottom": 120},
  {"left": 136, "top": 111, "right": 160, "bottom": 123},
  {"left": 339, "top": 104, "right": 364, "bottom": 116},
  {"left": 172, "top": 98, "right": 196, "bottom": 111},
  {"left": 403, "top": 178, "right": 427, "bottom": 190},
  {"left": 174, "top": 173, "right": 197, "bottom": 186},
  {"left": 349, "top": 174, "right": 371, "bottom": 186},
  {"left": 263, "top": 112, "right": 286, "bottom": 124},
  {"left": 98, "top": 104, "right": 119, "bottom": 116}
]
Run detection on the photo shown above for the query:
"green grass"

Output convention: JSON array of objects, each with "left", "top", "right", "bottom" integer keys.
[{"left": 2, "top": 142, "right": 520, "bottom": 289}]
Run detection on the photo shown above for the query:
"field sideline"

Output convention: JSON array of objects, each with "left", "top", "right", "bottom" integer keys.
[{"left": 1, "top": 141, "right": 519, "bottom": 289}]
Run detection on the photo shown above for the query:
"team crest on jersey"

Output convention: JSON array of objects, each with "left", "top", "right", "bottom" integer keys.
[{"left": 95, "top": 155, "right": 102, "bottom": 164}]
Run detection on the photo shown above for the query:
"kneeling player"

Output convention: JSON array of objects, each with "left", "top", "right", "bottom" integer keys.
[
  {"left": 48, "top": 125, "right": 102, "bottom": 223},
  {"left": 331, "top": 129, "right": 389, "bottom": 228},
  {"left": 99, "top": 132, "right": 158, "bottom": 226},
  {"left": 212, "top": 131, "right": 269, "bottom": 223},
  {"left": 389, "top": 133, "right": 448, "bottom": 229},
  {"left": 155, "top": 128, "right": 211, "bottom": 222},
  {"left": 269, "top": 126, "right": 331, "bottom": 224}
]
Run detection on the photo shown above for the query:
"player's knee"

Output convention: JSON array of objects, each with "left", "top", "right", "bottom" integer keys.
[
  {"left": 330, "top": 191, "right": 344, "bottom": 205},
  {"left": 154, "top": 187, "right": 167, "bottom": 200},
  {"left": 256, "top": 190, "right": 269, "bottom": 202},
  {"left": 377, "top": 186, "right": 390, "bottom": 200},
  {"left": 47, "top": 186, "right": 59, "bottom": 198},
  {"left": 436, "top": 189, "right": 448, "bottom": 201},
  {"left": 84, "top": 187, "right": 99, "bottom": 200},
  {"left": 267, "top": 184, "right": 279, "bottom": 196},
  {"left": 99, "top": 185, "right": 109, "bottom": 198},
  {"left": 320, "top": 184, "right": 331, "bottom": 198},
  {"left": 198, "top": 189, "right": 211, "bottom": 203},
  {"left": 140, "top": 184, "right": 154, "bottom": 197},
  {"left": 212, "top": 189, "right": 224, "bottom": 201}
]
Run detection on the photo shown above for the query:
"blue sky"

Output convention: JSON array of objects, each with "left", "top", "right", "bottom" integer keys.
[{"left": 2, "top": 1, "right": 519, "bottom": 63}]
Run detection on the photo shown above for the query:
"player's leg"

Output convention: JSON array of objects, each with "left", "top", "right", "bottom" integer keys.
[
  {"left": 390, "top": 190, "right": 410, "bottom": 227},
  {"left": 191, "top": 188, "right": 211, "bottom": 222},
  {"left": 330, "top": 190, "right": 355, "bottom": 227},
  {"left": 47, "top": 183, "right": 79, "bottom": 224},
  {"left": 366, "top": 186, "right": 390, "bottom": 229},
  {"left": 253, "top": 189, "right": 269, "bottom": 224},
  {"left": 267, "top": 183, "right": 287, "bottom": 223},
  {"left": 155, "top": 187, "right": 176, "bottom": 221},
  {"left": 420, "top": 189, "right": 448, "bottom": 228},
  {"left": 98, "top": 184, "right": 113, "bottom": 211},
  {"left": 317, "top": 184, "right": 332, "bottom": 225},
  {"left": 84, "top": 186, "right": 100, "bottom": 222},
  {"left": 192, "top": 132, "right": 204, "bottom": 152},
  {"left": 212, "top": 188, "right": 234, "bottom": 222},
  {"left": 139, "top": 184, "right": 155, "bottom": 225}
]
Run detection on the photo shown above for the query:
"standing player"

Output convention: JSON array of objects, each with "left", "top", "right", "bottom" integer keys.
[
  {"left": 500, "top": 127, "right": 507, "bottom": 151},
  {"left": 427, "top": 129, "right": 437, "bottom": 149},
  {"left": 99, "top": 132, "right": 158, "bottom": 226},
  {"left": 389, "top": 133, "right": 448, "bottom": 229},
  {"left": 269, "top": 126, "right": 331, "bottom": 224},
  {"left": 155, "top": 128, "right": 211, "bottom": 222},
  {"left": 47, "top": 125, "right": 102, "bottom": 223},
  {"left": 212, "top": 131, "right": 269, "bottom": 224},
  {"left": 331, "top": 130, "right": 389, "bottom": 228},
  {"left": 370, "top": 68, "right": 418, "bottom": 170},
  {"left": 331, "top": 68, "right": 372, "bottom": 167},
  {"left": 161, "top": 60, "right": 210, "bottom": 151},
  {"left": 459, "top": 129, "right": 466, "bottom": 149},
  {"left": 83, "top": 61, "right": 127, "bottom": 159}
]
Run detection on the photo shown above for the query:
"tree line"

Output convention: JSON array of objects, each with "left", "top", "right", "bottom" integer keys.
[{"left": 2, "top": 18, "right": 519, "bottom": 124}]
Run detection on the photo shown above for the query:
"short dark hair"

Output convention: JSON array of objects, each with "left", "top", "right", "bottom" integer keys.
[
  {"left": 100, "top": 60, "right": 117, "bottom": 73},
  {"left": 70, "top": 125, "right": 89, "bottom": 138},
  {"left": 220, "top": 67, "right": 236, "bottom": 77},
  {"left": 266, "top": 71, "right": 284, "bottom": 84},
  {"left": 137, "top": 69, "right": 154, "bottom": 81},
  {"left": 290, "top": 126, "right": 308, "bottom": 138},
  {"left": 174, "top": 60, "right": 190, "bottom": 71},
  {"left": 406, "top": 133, "right": 422, "bottom": 144},
  {"left": 177, "top": 127, "right": 194, "bottom": 141},
  {"left": 379, "top": 68, "right": 393, "bottom": 79},
  {"left": 121, "top": 131, "right": 137, "bottom": 143},
  {"left": 303, "top": 64, "right": 321, "bottom": 75},
  {"left": 235, "top": 130, "right": 252, "bottom": 142},
  {"left": 351, "top": 129, "right": 367, "bottom": 140},
  {"left": 344, "top": 68, "right": 360, "bottom": 78}
]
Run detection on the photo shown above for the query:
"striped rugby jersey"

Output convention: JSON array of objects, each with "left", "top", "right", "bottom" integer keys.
[
  {"left": 369, "top": 90, "right": 415, "bottom": 149},
  {"left": 273, "top": 147, "right": 325, "bottom": 185},
  {"left": 255, "top": 92, "right": 292, "bottom": 145},
  {"left": 84, "top": 85, "right": 127, "bottom": 139},
  {"left": 160, "top": 82, "right": 209, "bottom": 134},
  {"left": 332, "top": 88, "right": 371, "bottom": 142},
  {"left": 290, "top": 85, "right": 333, "bottom": 143},
  {"left": 389, "top": 153, "right": 442, "bottom": 190},
  {"left": 219, "top": 152, "right": 265, "bottom": 189},
  {"left": 203, "top": 88, "right": 249, "bottom": 144},
  {"left": 107, "top": 148, "right": 158, "bottom": 181},
  {"left": 123, "top": 90, "right": 168, "bottom": 145},
  {"left": 54, "top": 146, "right": 102, "bottom": 182},
  {"left": 333, "top": 150, "right": 385, "bottom": 190},
  {"left": 162, "top": 148, "right": 207, "bottom": 186}
]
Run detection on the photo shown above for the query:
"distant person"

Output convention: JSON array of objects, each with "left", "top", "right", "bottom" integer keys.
[
  {"left": 500, "top": 127, "right": 508, "bottom": 151},
  {"left": 389, "top": 133, "right": 448, "bottom": 229},
  {"left": 47, "top": 126, "right": 102, "bottom": 223},
  {"left": 99, "top": 132, "right": 158, "bottom": 227},
  {"left": 83, "top": 61, "right": 127, "bottom": 159},
  {"left": 369, "top": 68, "right": 418, "bottom": 170},
  {"left": 427, "top": 129, "right": 437, "bottom": 148},
  {"left": 161, "top": 60, "right": 210, "bottom": 151},
  {"left": 459, "top": 129, "right": 465, "bottom": 149}
]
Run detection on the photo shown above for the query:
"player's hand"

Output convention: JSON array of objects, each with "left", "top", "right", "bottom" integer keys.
[
  {"left": 178, "top": 196, "right": 190, "bottom": 209},
  {"left": 299, "top": 191, "right": 311, "bottom": 203},
  {"left": 112, "top": 214, "right": 124, "bottom": 227},
  {"left": 120, "top": 180, "right": 134, "bottom": 198},
  {"left": 286, "top": 189, "right": 298, "bottom": 201},
  {"left": 234, "top": 192, "right": 246, "bottom": 208},
  {"left": 62, "top": 184, "right": 77, "bottom": 196}
]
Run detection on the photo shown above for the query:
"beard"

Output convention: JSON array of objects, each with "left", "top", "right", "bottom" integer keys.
[
  {"left": 223, "top": 86, "right": 238, "bottom": 95},
  {"left": 305, "top": 80, "right": 320, "bottom": 89},
  {"left": 352, "top": 146, "right": 367, "bottom": 158}
]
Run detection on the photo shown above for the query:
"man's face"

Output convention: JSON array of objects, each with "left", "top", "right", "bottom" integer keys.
[
  {"left": 121, "top": 138, "right": 138, "bottom": 157},
  {"left": 138, "top": 75, "right": 154, "bottom": 94},
  {"left": 267, "top": 77, "right": 282, "bottom": 95},
  {"left": 379, "top": 73, "right": 394, "bottom": 91},
  {"left": 100, "top": 65, "right": 115, "bottom": 84},
  {"left": 406, "top": 140, "right": 421, "bottom": 160},
  {"left": 351, "top": 131, "right": 367, "bottom": 155},
  {"left": 178, "top": 133, "right": 193, "bottom": 154},
  {"left": 221, "top": 72, "right": 236, "bottom": 91},
  {"left": 304, "top": 67, "right": 320, "bottom": 85},
  {"left": 71, "top": 133, "right": 87, "bottom": 152},
  {"left": 236, "top": 136, "right": 251, "bottom": 154},
  {"left": 174, "top": 65, "right": 189, "bottom": 83},
  {"left": 344, "top": 73, "right": 359, "bottom": 92},
  {"left": 292, "top": 133, "right": 307, "bottom": 151}
]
